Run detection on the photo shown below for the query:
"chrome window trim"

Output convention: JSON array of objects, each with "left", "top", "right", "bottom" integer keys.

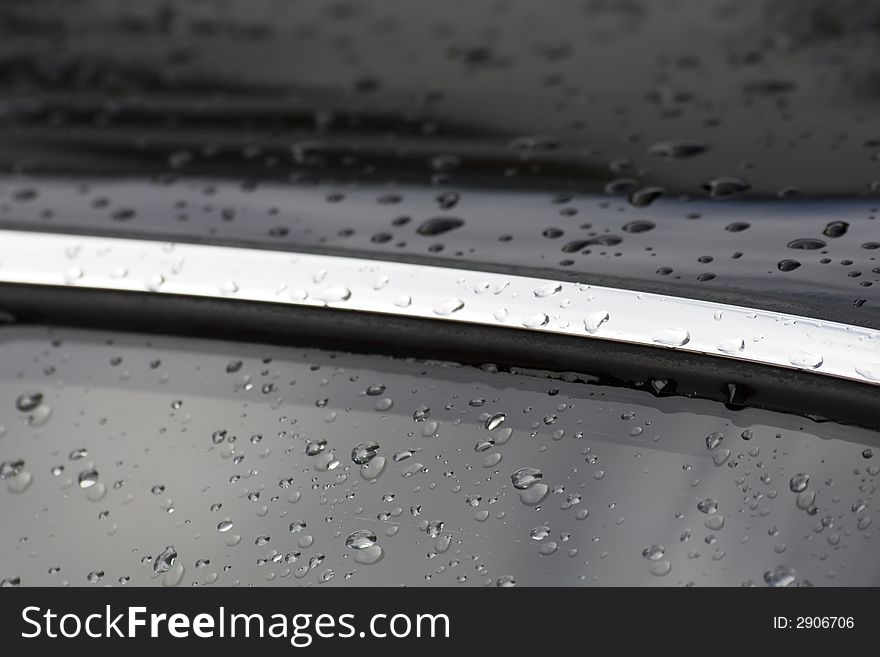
[{"left": 0, "top": 228, "right": 878, "bottom": 386}]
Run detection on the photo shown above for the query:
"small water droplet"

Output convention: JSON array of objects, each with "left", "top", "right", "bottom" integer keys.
[
  {"left": 314, "top": 285, "right": 351, "bottom": 303},
  {"left": 764, "top": 566, "right": 796, "bottom": 587},
  {"left": 351, "top": 441, "right": 380, "bottom": 465},
  {"left": 522, "top": 313, "right": 549, "bottom": 328},
  {"left": 717, "top": 337, "right": 745, "bottom": 354},
  {"left": 583, "top": 311, "right": 609, "bottom": 334},
  {"left": 855, "top": 363, "right": 880, "bottom": 381},
  {"left": 15, "top": 392, "right": 43, "bottom": 412},
  {"left": 152, "top": 545, "right": 178, "bottom": 575},
  {"left": 345, "top": 530, "right": 377, "bottom": 550},
  {"left": 534, "top": 283, "right": 562, "bottom": 298},
  {"left": 652, "top": 327, "right": 690, "bottom": 346},
  {"left": 789, "top": 351, "right": 823, "bottom": 369},
  {"left": 78, "top": 469, "right": 99, "bottom": 489},
  {"left": 433, "top": 298, "right": 464, "bottom": 316},
  {"left": 642, "top": 544, "right": 665, "bottom": 560},
  {"left": 789, "top": 473, "right": 810, "bottom": 493},
  {"left": 485, "top": 413, "right": 507, "bottom": 431},
  {"left": 511, "top": 467, "right": 543, "bottom": 490},
  {"left": 697, "top": 498, "right": 718, "bottom": 514}
]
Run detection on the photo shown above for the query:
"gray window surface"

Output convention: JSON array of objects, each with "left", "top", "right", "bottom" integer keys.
[{"left": 1, "top": 327, "right": 877, "bottom": 587}]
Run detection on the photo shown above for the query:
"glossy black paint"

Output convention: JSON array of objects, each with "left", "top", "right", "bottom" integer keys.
[{"left": 0, "top": 0, "right": 878, "bottom": 325}]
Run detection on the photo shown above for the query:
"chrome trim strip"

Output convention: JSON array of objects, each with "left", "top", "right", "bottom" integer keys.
[{"left": 0, "top": 229, "right": 878, "bottom": 385}]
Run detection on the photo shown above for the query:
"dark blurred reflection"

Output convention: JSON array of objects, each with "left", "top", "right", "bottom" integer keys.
[{"left": 2, "top": 0, "right": 880, "bottom": 195}]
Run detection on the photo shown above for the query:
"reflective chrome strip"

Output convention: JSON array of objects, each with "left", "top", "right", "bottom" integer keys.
[{"left": 0, "top": 229, "right": 878, "bottom": 385}]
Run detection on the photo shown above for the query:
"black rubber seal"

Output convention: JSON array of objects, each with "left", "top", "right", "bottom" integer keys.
[{"left": 0, "top": 282, "right": 876, "bottom": 430}]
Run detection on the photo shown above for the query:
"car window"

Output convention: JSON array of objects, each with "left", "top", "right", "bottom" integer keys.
[{"left": 2, "top": 326, "right": 877, "bottom": 586}]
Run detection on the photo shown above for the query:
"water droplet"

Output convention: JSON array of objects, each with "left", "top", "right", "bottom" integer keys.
[
  {"left": 345, "top": 530, "right": 377, "bottom": 550},
  {"left": 823, "top": 221, "right": 849, "bottom": 238},
  {"left": 530, "top": 525, "right": 551, "bottom": 541},
  {"left": 511, "top": 467, "right": 543, "bottom": 490},
  {"left": 416, "top": 217, "right": 464, "bottom": 236},
  {"left": 697, "top": 498, "right": 718, "bottom": 514},
  {"left": 145, "top": 274, "right": 165, "bottom": 291},
  {"left": 78, "top": 469, "right": 99, "bottom": 489},
  {"left": 629, "top": 186, "right": 665, "bottom": 207},
  {"left": 789, "top": 351, "right": 823, "bottom": 369},
  {"left": 642, "top": 544, "right": 665, "bottom": 560},
  {"left": 152, "top": 545, "right": 178, "bottom": 575},
  {"left": 474, "top": 438, "right": 495, "bottom": 452},
  {"left": 789, "top": 473, "right": 810, "bottom": 493},
  {"left": 365, "top": 384, "right": 385, "bottom": 396},
  {"left": 652, "top": 327, "right": 690, "bottom": 346},
  {"left": 855, "top": 363, "right": 880, "bottom": 381},
  {"left": 433, "top": 298, "right": 464, "bottom": 316},
  {"left": 306, "top": 439, "right": 327, "bottom": 456},
  {"left": 496, "top": 575, "right": 516, "bottom": 587},
  {"left": 622, "top": 220, "right": 656, "bottom": 233},
  {"left": 764, "top": 566, "right": 796, "bottom": 587},
  {"left": 6, "top": 471, "right": 32, "bottom": 494},
  {"left": 702, "top": 176, "right": 750, "bottom": 197},
  {"left": 163, "top": 563, "right": 185, "bottom": 587},
  {"left": 717, "top": 337, "right": 745, "bottom": 354},
  {"left": 0, "top": 459, "right": 25, "bottom": 480},
  {"left": 583, "top": 311, "right": 609, "bottom": 333},
  {"left": 649, "top": 560, "right": 671, "bottom": 576},
  {"left": 647, "top": 139, "right": 708, "bottom": 159},
  {"left": 314, "top": 285, "right": 351, "bottom": 303},
  {"left": 538, "top": 542, "right": 558, "bottom": 556},
  {"left": 495, "top": 427, "right": 513, "bottom": 444},
  {"left": 64, "top": 267, "right": 83, "bottom": 284},
  {"left": 787, "top": 238, "right": 826, "bottom": 250},
  {"left": 353, "top": 545, "right": 384, "bottom": 565},
  {"left": 777, "top": 259, "right": 801, "bottom": 272},
  {"left": 485, "top": 413, "right": 507, "bottom": 431},
  {"left": 796, "top": 491, "right": 815, "bottom": 510},
  {"left": 534, "top": 283, "right": 562, "bottom": 298},
  {"left": 15, "top": 392, "right": 43, "bottom": 412},
  {"left": 519, "top": 483, "right": 549, "bottom": 506},
  {"left": 360, "top": 455, "right": 386, "bottom": 481},
  {"left": 351, "top": 441, "right": 380, "bottom": 465},
  {"left": 705, "top": 514, "right": 725, "bottom": 530},
  {"left": 522, "top": 313, "right": 549, "bottom": 328}
]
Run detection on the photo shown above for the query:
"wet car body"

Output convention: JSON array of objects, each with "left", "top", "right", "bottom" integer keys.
[{"left": 0, "top": 0, "right": 879, "bottom": 587}]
